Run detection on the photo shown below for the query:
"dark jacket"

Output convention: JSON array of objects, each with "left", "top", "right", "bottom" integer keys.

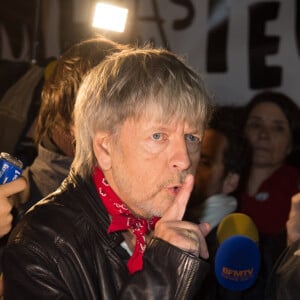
[
  {"left": 265, "top": 238, "right": 300, "bottom": 300},
  {"left": 3, "top": 171, "right": 209, "bottom": 300},
  {"left": 0, "top": 142, "right": 72, "bottom": 273}
]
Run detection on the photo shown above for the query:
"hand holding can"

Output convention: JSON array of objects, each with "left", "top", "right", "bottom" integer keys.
[
  {"left": 0, "top": 177, "right": 26, "bottom": 238},
  {"left": 0, "top": 152, "right": 23, "bottom": 184},
  {"left": 0, "top": 153, "right": 25, "bottom": 238}
]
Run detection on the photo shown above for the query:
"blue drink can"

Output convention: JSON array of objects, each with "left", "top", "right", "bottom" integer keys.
[{"left": 0, "top": 152, "right": 23, "bottom": 184}]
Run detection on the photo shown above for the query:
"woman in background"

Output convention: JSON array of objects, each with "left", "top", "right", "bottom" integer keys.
[{"left": 237, "top": 91, "right": 300, "bottom": 297}]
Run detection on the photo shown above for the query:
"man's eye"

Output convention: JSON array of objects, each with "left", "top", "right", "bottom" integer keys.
[
  {"left": 152, "top": 133, "right": 162, "bottom": 140},
  {"left": 185, "top": 134, "right": 200, "bottom": 143}
]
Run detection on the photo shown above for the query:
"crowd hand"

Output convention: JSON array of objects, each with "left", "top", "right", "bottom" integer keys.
[
  {"left": 154, "top": 174, "right": 210, "bottom": 259},
  {"left": 0, "top": 273, "right": 3, "bottom": 298},
  {"left": 0, "top": 178, "right": 25, "bottom": 298},
  {"left": 287, "top": 192, "right": 300, "bottom": 246},
  {"left": 0, "top": 177, "right": 26, "bottom": 238}
]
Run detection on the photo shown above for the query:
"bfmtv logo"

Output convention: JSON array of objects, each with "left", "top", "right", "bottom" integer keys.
[{"left": 221, "top": 266, "right": 254, "bottom": 281}]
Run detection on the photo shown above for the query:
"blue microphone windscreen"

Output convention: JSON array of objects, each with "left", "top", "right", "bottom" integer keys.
[{"left": 214, "top": 235, "right": 261, "bottom": 291}]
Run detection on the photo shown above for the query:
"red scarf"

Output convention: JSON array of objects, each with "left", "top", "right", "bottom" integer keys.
[{"left": 93, "top": 167, "right": 160, "bottom": 274}]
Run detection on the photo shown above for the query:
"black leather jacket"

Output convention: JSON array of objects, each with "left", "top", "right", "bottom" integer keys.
[
  {"left": 3, "top": 172, "right": 209, "bottom": 299},
  {"left": 264, "top": 238, "right": 300, "bottom": 300}
]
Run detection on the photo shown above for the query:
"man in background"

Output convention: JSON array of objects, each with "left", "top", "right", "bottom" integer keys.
[
  {"left": 185, "top": 105, "right": 252, "bottom": 300},
  {"left": 186, "top": 105, "right": 250, "bottom": 229}
]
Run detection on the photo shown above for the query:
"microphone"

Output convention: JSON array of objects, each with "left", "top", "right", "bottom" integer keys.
[{"left": 214, "top": 213, "right": 261, "bottom": 291}]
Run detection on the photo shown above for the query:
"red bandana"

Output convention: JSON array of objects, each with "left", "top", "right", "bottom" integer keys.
[{"left": 93, "top": 167, "right": 160, "bottom": 274}]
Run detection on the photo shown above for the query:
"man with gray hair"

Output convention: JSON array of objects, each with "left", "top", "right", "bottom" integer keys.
[{"left": 3, "top": 47, "right": 214, "bottom": 299}]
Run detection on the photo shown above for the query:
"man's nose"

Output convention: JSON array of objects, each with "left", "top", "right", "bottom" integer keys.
[{"left": 170, "top": 139, "right": 191, "bottom": 171}]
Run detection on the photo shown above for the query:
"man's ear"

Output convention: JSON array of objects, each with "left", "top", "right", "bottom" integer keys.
[
  {"left": 222, "top": 172, "right": 240, "bottom": 195},
  {"left": 93, "top": 131, "right": 112, "bottom": 170}
]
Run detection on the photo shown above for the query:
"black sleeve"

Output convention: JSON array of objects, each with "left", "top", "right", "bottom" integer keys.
[{"left": 120, "top": 237, "right": 209, "bottom": 300}]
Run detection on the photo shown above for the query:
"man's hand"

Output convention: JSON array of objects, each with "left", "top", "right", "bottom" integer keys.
[
  {"left": 154, "top": 174, "right": 210, "bottom": 259},
  {"left": 0, "top": 177, "right": 26, "bottom": 238},
  {"left": 287, "top": 192, "right": 300, "bottom": 246}
]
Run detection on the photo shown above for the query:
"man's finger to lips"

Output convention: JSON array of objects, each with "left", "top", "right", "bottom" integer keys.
[{"left": 161, "top": 174, "right": 194, "bottom": 221}]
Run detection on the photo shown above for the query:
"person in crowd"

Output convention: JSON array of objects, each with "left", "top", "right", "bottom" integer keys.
[
  {"left": 186, "top": 105, "right": 250, "bottom": 229},
  {"left": 3, "top": 47, "right": 214, "bottom": 299},
  {"left": 287, "top": 193, "right": 300, "bottom": 246},
  {"left": 239, "top": 91, "right": 300, "bottom": 237},
  {"left": 237, "top": 91, "right": 300, "bottom": 297},
  {"left": 0, "top": 62, "right": 44, "bottom": 159},
  {"left": 185, "top": 105, "right": 252, "bottom": 300},
  {"left": 264, "top": 192, "right": 300, "bottom": 300},
  {"left": 0, "top": 177, "right": 26, "bottom": 296},
  {"left": 11, "top": 36, "right": 126, "bottom": 216}
]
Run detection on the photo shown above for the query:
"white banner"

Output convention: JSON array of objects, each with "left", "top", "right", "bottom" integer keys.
[{"left": 1, "top": 0, "right": 299, "bottom": 106}]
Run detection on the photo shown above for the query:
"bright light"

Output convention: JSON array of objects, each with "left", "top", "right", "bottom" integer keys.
[{"left": 92, "top": 2, "right": 128, "bottom": 33}]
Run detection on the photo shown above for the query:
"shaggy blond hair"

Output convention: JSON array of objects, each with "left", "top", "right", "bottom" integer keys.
[{"left": 72, "top": 47, "right": 214, "bottom": 177}]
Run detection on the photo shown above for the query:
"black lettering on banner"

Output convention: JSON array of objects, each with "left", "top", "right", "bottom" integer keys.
[
  {"left": 206, "top": 0, "right": 229, "bottom": 72},
  {"left": 138, "top": 0, "right": 170, "bottom": 50},
  {"left": 249, "top": 2, "right": 282, "bottom": 89},
  {"left": 171, "top": 0, "right": 195, "bottom": 29}
]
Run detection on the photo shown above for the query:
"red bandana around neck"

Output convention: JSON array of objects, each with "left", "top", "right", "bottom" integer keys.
[{"left": 92, "top": 167, "right": 160, "bottom": 274}]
